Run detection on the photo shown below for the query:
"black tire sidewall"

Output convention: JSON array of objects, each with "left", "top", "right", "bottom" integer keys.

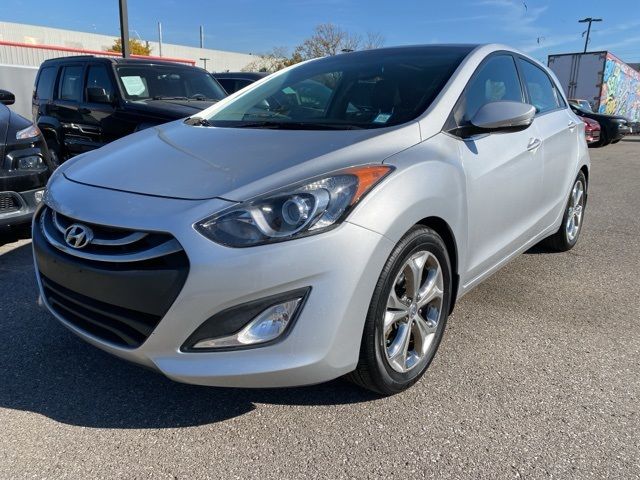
[{"left": 368, "top": 227, "right": 452, "bottom": 392}]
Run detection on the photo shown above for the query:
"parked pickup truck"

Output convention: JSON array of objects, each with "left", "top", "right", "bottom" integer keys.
[{"left": 33, "top": 56, "right": 227, "bottom": 163}]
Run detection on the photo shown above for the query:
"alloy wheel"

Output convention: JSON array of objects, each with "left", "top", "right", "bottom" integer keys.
[
  {"left": 566, "top": 179, "right": 585, "bottom": 242},
  {"left": 384, "top": 251, "right": 444, "bottom": 373}
]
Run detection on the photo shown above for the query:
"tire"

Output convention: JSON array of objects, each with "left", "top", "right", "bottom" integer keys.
[
  {"left": 540, "top": 171, "right": 587, "bottom": 252},
  {"left": 348, "top": 226, "right": 452, "bottom": 395}
]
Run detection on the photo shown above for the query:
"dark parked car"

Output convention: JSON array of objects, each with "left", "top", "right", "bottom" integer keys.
[
  {"left": 211, "top": 72, "right": 268, "bottom": 94},
  {"left": 33, "top": 56, "right": 227, "bottom": 162},
  {"left": 0, "top": 89, "right": 53, "bottom": 229},
  {"left": 568, "top": 102, "right": 630, "bottom": 147},
  {"left": 581, "top": 116, "right": 601, "bottom": 146}
]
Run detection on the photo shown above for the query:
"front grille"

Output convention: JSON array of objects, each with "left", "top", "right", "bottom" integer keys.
[
  {"left": 34, "top": 206, "right": 190, "bottom": 348},
  {"left": 40, "top": 206, "right": 182, "bottom": 262},
  {"left": 0, "top": 192, "right": 21, "bottom": 214},
  {"left": 41, "top": 275, "right": 162, "bottom": 348}
]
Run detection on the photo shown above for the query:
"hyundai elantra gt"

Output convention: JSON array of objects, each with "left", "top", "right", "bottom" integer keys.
[{"left": 33, "top": 44, "right": 589, "bottom": 394}]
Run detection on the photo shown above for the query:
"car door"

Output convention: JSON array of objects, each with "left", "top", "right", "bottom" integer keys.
[
  {"left": 81, "top": 63, "right": 120, "bottom": 148},
  {"left": 517, "top": 58, "right": 578, "bottom": 227},
  {"left": 51, "top": 64, "right": 87, "bottom": 156},
  {"left": 445, "top": 54, "right": 544, "bottom": 284}
]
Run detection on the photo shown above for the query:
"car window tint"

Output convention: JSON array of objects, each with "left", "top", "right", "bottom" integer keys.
[
  {"left": 35, "top": 67, "right": 57, "bottom": 100},
  {"left": 59, "top": 66, "right": 84, "bottom": 102},
  {"left": 86, "top": 65, "right": 114, "bottom": 97},
  {"left": 217, "top": 78, "right": 236, "bottom": 93},
  {"left": 518, "top": 59, "right": 561, "bottom": 114},
  {"left": 235, "top": 79, "right": 253, "bottom": 90},
  {"left": 457, "top": 55, "right": 523, "bottom": 124},
  {"left": 207, "top": 48, "right": 470, "bottom": 129}
]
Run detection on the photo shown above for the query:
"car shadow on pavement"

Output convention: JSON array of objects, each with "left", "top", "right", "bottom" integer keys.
[{"left": 0, "top": 242, "right": 379, "bottom": 429}]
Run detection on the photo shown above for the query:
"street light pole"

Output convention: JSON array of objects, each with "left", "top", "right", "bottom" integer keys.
[
  {"left": 200, "top": 57, "right": 210, "bottom": 70},
  {"left": 578, "top": 17, "right": 602, "bottom": 54},
  {"left": 119, "top": 0, "right": 130, "bottom": 58}
]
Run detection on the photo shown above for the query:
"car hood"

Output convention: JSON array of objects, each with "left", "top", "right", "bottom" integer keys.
[
  {"left": 62, "top": 120, "right": 421, "bottom": 201},
  {"left": 125, "top": 99, "right": 217, "bottom": 118}
]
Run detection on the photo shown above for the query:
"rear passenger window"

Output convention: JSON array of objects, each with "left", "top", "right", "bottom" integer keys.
[
  {"left": 235, "top": 79, "right": 253, "bottom": 90},
  {"left": 86, "top": 65, "right": 114, "bottom": 97},
  {"left": 35, "top": 67, "right": 57, "bottom": 100},
  {"left": 217, "top": 78, "right": 236, "bottom": 93},
  {"left": 454, "top": 55, "right": 523, "bottom": 125},
  {"left": 518, "top": 60, "right": 561, "bottom": 114},
  {"left": 59, "top": 66, "right": 84, "bottom": 102}
]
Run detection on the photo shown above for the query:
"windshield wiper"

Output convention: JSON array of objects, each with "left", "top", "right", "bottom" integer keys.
[
  {"left": 232, "top": 121, "right": 364, "bottom": 130},
  {"left": 153, "top": 96, "right": 190, "bottom": 100},
  {"left": 184, "top": 117, "right": 213, "bottom": 127}
]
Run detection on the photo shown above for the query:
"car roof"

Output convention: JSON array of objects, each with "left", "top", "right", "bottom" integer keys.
[{"left": 40, "top": 55, "right": 202, "bottom": 69}]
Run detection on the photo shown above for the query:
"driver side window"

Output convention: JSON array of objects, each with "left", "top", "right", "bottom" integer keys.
[{"left": 452, "top": 55, "right": 524, "bottom": 127}]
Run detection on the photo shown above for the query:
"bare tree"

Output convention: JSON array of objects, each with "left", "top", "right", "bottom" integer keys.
[
  {"left": 293, "top": 23, "right": 383, "bottom": 60},
  {"left": 243, "top": 24, "right": 386, "bottom": 73},
  {"left": 242, "top": 47, "right": 295, "bottom": 73},
  {"left": 362, "top": 31, "right": 385, "bottom": 50}
]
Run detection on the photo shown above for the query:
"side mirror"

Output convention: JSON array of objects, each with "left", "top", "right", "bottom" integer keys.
[
  {"left": 470, "top": 101, "right": 535, "bottom": 133},
  {"left": 0, "top": 89, "right": 15, "bottom": 106},
  {"left": 87, "top": 87, "right": 113, "bottom": 104}
]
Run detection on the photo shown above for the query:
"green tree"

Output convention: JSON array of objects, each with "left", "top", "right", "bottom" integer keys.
[{"left": 110, "top": 38, "right": 152, "bottom": 56}]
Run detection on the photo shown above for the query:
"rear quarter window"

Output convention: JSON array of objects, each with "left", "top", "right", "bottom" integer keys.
[{"left": 35, "top": 66, "right": 58, "bottom": 100}]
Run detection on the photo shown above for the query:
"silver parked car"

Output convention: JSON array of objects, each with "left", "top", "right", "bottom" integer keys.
[{"left": 33, "top": 44, "right": 589, "bottom": 394}]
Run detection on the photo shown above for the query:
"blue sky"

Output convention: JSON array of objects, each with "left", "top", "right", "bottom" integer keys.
[{"left": 3, "top": 0, "right": 640, "bottom": 62}]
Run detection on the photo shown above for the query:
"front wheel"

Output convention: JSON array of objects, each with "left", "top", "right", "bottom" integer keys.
[
  {"left": 349, "top": 226, "right": 452, "bottom": 395},
  {"left": 541, "top": 172, "right": 587, "bottom": 252}
]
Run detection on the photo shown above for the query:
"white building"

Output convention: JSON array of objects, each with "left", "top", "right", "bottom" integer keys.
[{"left": 0, "top": 21, "right": 256, "bottom": 72}]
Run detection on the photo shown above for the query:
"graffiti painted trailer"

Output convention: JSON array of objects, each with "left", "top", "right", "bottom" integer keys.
[{"left": 548, "top": 51, "right": 640, "bottom": 122}]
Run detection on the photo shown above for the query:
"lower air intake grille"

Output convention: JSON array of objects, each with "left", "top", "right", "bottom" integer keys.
[
  {"left": 0, "top": 193, "right": 21, "bottom": 214},
  {"left": 40, "top": 274, "right": 162, "bottom": 348}
]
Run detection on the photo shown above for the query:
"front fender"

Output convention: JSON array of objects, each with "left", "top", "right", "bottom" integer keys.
[{"left": 347, "top": 139, "right": 468, "bottom": 276}]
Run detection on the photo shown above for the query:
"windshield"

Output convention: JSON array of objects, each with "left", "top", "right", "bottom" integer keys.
[
  {"left": 204, "top": 47, "right": 471, "bottom": 129},
  {"left": 116, "top": 65, "right": 226, "bottom": 101}
]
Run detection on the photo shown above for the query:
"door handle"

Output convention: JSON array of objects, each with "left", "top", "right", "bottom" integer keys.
[
  {"left": 527, "top": 138, "right": 542, "bottom": 151},
  {"left": 568, "top": 121, "right": 577, "bottom": 130}
]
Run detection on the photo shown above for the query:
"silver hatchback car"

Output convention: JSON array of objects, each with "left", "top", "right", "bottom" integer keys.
[{"left": 33, "top": 44, "right": 589, "bottom": 394}]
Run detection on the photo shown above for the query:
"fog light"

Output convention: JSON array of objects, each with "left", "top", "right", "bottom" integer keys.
[
  {"left": 192, "top": 297, "right": 303, "bottom": 349},
  {"left": 17, "top": 155, "right": 44, "bottom": 170}
]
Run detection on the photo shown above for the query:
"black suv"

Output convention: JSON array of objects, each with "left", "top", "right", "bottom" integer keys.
[
  {"left": 211, "top": 72, "right": 268, "bottom": 94},
  {"left": 1, "top": 89, "right": 53, "bottom": 229},
  {"left": 33, "top": 56, "right": 227, "bottom": 162}
]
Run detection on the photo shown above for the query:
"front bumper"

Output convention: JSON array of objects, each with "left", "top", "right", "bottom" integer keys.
[
  {"left": 34, "top": 178, "right": 394, "bottom": 387},
  {"left": 0, "top": 188, "right": 45, "bottom": 227}
]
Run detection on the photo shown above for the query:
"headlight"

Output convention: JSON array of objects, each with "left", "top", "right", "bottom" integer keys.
[
  {"left": 196, "top": 165, "right": 393, "bottom": 247},
  {"left": 16, "top": 124, "right": 41, "bottom": 140}
]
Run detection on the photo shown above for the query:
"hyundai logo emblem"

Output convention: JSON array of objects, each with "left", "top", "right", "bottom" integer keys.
[{"left": 64, "top": 224, "right": 93, "bottom": 249}]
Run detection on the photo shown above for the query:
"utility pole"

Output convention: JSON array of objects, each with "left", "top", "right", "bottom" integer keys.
[
  {"left": 200, "top": 57, "right": 210, "bottom": 70},
  {"left": 199, "top": 25, "right": 204, "bottom": 49},
  {"left": 578, "top": 17, "right": 602, "bottom": 53},
  {"left": 158, "top": 22, "right": 163, "bottom": 57},
  {"left": 118, "top": 0, "right": 130, "bottom": 58}
]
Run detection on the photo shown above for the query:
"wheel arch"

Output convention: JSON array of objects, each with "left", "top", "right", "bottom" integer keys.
[{"left": 415, "top": 216, "right": 460, "bottom": 314}]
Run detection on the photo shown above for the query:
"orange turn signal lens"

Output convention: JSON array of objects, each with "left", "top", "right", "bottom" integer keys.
[{"left": 343, "top": 165, "right": 394, "bottom": 205}]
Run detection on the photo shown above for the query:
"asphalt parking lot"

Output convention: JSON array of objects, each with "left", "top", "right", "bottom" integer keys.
[{"left": 1, "top": 138, "right": 639, "bottom": 479}]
